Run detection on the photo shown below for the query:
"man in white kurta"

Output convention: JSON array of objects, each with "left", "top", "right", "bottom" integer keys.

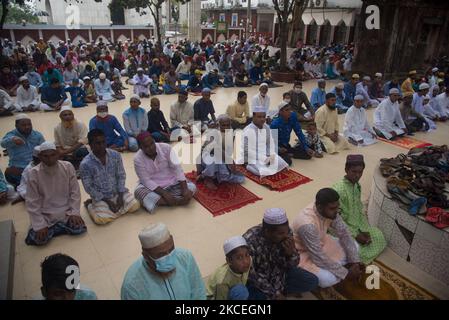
[
  {"left": 356, "top": 76, "right": 379, "bottom": 108},
  {"left": 238, "top": 106, "right": 288, "bottom": 177},
  {"left": 373, "top": 88, "right": 407, "bottom": 140},
  {"left": 129, "top": 68, "right": 152, "bottom": 98},
  {"left": 16, "top": 77, "right": 40, "bottom": 112},
  {"left": 251, "top": 83, "right": 273, "bottom": 117},
  {"left": 94, "top": 73, "right": 115, "bottom": 102},
  {"left": 412, "top": 83, "right": 436, "bottom": 130},
  {"left": 343, "top": 95, "right": 377, "bottom": 146},
  {"left": 25, "top": 142, "right": 86, "bottom": 246},
  {"left": 436, "top": 88, "right": 449, "bottom": 117}
]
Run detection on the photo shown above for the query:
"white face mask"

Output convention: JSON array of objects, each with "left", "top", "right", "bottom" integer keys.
[
  {"left": 97, "top": 112, "right": 108, "bottom": 118},
  {"left": 284, "top": 98, "right": 291, "bottom": 103},
  {"left": 294, "top": 88, "right": 302, "bottom": 93},
  {"left": 210, "top": 59, "right": 215, "bottom": 63}
]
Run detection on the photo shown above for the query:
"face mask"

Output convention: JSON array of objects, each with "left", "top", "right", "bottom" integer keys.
[
  {"left": 210, "top": 59, "right": 215, "bottom": 63},
  {"left": 150, "top": 249, "right": 176, "bottom": 273},
  {"left": 294, "top": 88, "right": 302, "bottom": 93},
  {"left": 284, "top": 99, "right": 291, "bottom": 103},
  {"left": 97, "top": 112, "right": 108, "bottom": 118}
]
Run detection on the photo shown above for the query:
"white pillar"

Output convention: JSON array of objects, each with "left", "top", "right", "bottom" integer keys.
[
  {"left": 38, "top": 29, "right": 43, "bottom": 40},
  {"left": 10, "top": 29, "right": 15, "bottom": 43},
  {"left": 65, "top": 29, "right": 69, "bottom": 42},
  {"left": 88, "top": 29, "right": 93, "bottom": 43},
  {"left": 110, "top": 29, "right": 114, "bottom": 43},
  {"left": 187, "top": 0, "right": 201, "bottom": 41}
]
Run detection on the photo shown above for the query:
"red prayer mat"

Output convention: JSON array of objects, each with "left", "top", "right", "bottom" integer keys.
[
  {"left": 235, "top": 166, "right": 313, "bottom": 192},
  {"left": 378, "top": 136, "right": 432, "bottom": 149},
  {"left": 185, "top": 171, "right": 262, "bottom": 217}
]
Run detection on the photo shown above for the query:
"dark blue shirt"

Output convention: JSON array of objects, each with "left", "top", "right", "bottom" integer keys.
[
  {"left": 65, "top": 86, "right": 86, "bottom": 107},
  {"left": 194, "top": 98, "right": 215, "bottom": 122},
  {"left": 147, "top": 109, "right": 170, "bottom": 133},
  {"left": 41, "top": 85, "right": 67, "bottom": 104},
  {"left": 89, "top": 115, "right": 128, "bottom": 147},
  {"left": 270, "top": 112, "right": 309, "bottom": 149}
]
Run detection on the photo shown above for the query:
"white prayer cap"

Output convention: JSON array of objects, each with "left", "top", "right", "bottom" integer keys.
[
  {"left": 278, "top": 101, "right": 289, "bottom": 111},
  {"left": 38, "top": 141, "right": 56, "bottom": 153},
  {"left": 59, "top": 105, "right": 72, "bottom": 113},
  {"left": 432, "top": 67, "right": 438, "bottom": 73},
  {"left": 137, "top": 67, "right": 144, "bottom": 72},
  {"left": 354, "top": 95, "right": 364, "bottom": 101},
  {"left": 252, "top": 105, "right": 266, "bottom": 114},
  {"left": 375, "top": 72, "right": 382, "bottom": 78},
  {"left": 419, "top": 83, "right": 430, "bottom": 90},
  {"left": 83, "top": 76, "right": 90, "bottom": 81},
  {"left": 223, "top": 236, "right": 248, "bottom": 255},
  {"left": 389, "top": 88, "right": 400, "bottom": 95},
  {"left": 317, "top": 78, "right": 326, "bottom": 83},
  {"left": 19, "top": 76, "right": 28, "bottom": 82},
  {"left": 352, "top": 73, "right": 360, "bottom": 79},
  {"left": 96, "top": 100, "right": 108, "bottom": 107},
  {"left": 259, "top": 82, "right": 269, "bottom": 88},
  {"left": 202, "top": 87, "right": 211, "bottom": 94},
  {"left": 139, "top": 223, "right": 171, "bottom": 249},
  {"left": 336, "top": 83, "right": 344, "bottom": 89},
  {"left": 263, "top": 208, "right": 288, "bottom": 225},
  {"left": 33, "top": 146, "right": 40, "bottom": 157},
  {"left": 363, "top": 76, "right": 371, "bottom": 81},
  {"left": 99, "top": 73, "right": 106, "bottom": 80},
  {"left": 217, "top": 114, "right": 230, "bottom": 122},
  {"left": 130, "top": 94, "right": 140, "bottom": 101},
  {"left": 15, "top": 113, "right": 30, "bottom": 121}
]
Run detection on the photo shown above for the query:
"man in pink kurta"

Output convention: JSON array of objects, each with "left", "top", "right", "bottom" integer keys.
[
  {"left": 292, "top": 188, "right": 363, "bottom": 288},
  {"left": 25, "top": 142, "right": 86, "bottom": 246},
  {"left": 133, "top": 132, "right": 196, "bottom": 213}
]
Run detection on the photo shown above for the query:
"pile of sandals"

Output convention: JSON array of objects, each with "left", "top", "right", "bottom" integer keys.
[{"left": 380, "top": 145, "right": 449, "bottom": 229}]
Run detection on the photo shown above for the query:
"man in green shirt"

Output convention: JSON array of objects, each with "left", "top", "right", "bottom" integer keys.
[{"left": 333, "top": 155, "right": 386, "bottom": 264}]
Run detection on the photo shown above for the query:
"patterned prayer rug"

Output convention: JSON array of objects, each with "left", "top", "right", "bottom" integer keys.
[
  {"left": 185, "top": 171, "right": 262, "bottom": 217},
  {"left": 379, "top": 136, "right": 432, "bottom": 149},
  {"left": 235, "top": 166, "right": 313, "bottom": 192},
  {"left": 313, "top": 260, "right": 437, "bottom": 300}
]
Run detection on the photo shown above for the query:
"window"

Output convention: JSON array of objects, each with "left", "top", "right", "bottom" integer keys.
[
  {"left": 219, "top": 13, "right": 226, "bottom": 22},
  {"left": 231, "top": 13, "right": 238, "bottom": 27}
]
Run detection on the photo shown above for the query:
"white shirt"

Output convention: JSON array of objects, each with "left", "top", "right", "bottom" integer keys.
[
  {"left": 251, "top": 93, "right": 271, "bottom": 114},
  {"left": 16, "top": 85, "right": 39, "bottom": 107},
  {"left": 374, "top": 98, "right": 406, "bottom": 131},
  {"left": 343, "top": 105, "right": 374, "bottom": 138}
]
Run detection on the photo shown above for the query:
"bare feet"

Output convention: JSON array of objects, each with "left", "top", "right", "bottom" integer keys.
[{"left": 204, "top": 178, "right": 218, "bottom": 191}]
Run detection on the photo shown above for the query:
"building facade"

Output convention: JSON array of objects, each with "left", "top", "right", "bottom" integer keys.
[{"left": 201, "top": 0, "right": 362, "bottom": 44}]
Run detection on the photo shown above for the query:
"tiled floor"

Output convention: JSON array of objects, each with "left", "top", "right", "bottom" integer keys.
[{"left": 1, "top": 79, "right": 449, "bottom": 299}]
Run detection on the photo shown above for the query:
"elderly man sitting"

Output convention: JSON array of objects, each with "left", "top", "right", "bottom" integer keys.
[
  {"left": 0, "top": 88, "right": 17, "bottom": 116},
  {"left": 373, "top": 88, "right": 407, "bottom": 140},
  {"left": 330, "top": 82, "right": 348, "bottom": 114},
  {"left": 196, "top": 114, "right": 245, "bottom": 190},
  {"left": 356, "top": 76, "right": 379, "bottom": 108},
  {"left": 94, "top": 73, "right": 115, "bottom": 102},
  {"left": 129, "top": 68, "right": 151, "bottom": 98},
  {"left": 121, "top": 223, "right": 206, "bottom": 300},
  {"left": 54, "top": 106, "right": 89, "bottom": 169},
  {"left": 292, "top": 188, "right": 363, "bottom": 288},
  {"left": 238, "top": 106, "right": 289, "bottom": 177},
  {"left": 16, "top": 76, "right": 40, "bottom": 112},
  {"left": 169, "top": 90, "right": 200, "bottom": 141},
  {"left": 134, "top": 132, "right": 196, "bottom": 213},
  {"left": 343, "top": 95, "right": 377, "bottom": 146},
  {"left": 25, "top": 142, "right": 87, "bottom": 246},
  {"left": 1, "top": 114, "right": 45, "bottom": 187}
]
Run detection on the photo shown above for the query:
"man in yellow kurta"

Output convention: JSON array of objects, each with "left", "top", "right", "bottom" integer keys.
[
  {"left": 333, "top": 155, "right": 386, "bottom": 264},
  {"left": 314, "top": 93, "right": 350, "bottom": 154},
  {"left": 401, "top": 70, "right": 417, "bottom": 96}
]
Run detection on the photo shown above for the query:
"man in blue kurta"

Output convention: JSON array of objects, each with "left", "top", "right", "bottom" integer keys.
[
  {"left": 89, "top": 101, "right": 130, "bottom": 152},
  {"left": 121, "top": 223, "right": 206, "bottom": 300},
  {"left": 310, "top": 79, "right": 327, "bottom": 110},
  {"left": 270, "top": 102, "right": 314, "bottom": 164},
  {"left": 1, "top": 114, "right": 45, "bottom": 186}
]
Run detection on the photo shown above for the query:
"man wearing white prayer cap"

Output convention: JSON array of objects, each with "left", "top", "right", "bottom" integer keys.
[
  {"left": 54, "top": 105, "right": 89, "bottom": 169},
  {"left": 122, "top": 94, "right": 147, "bottom": 152},
  {"left": 24, "top": 140, "right": 86, "bottom": 246},
  {"left": 121, "top": 223, "right": 206, "bottom": 300},
  {"left": 13, "top": 145, "right": 42, "bottom": 204},
  {"left": 237, "top": 102, "right": 289, "bottom": 177},
  {"left": 429, "top": 67, "right": 439, "bottom": 87},
  {"left": 242, "top": 208, "right": 319, "bottom": 299},
  {"left": 206, "top": 236, "right": 251, "bottom": 300},
  {"left": 0, "top": 84, "right": 19, "bottom": 115},
  {"left": 129, "top": 66, "right": 152, "bottom": 98},
  {"left": 94, "top": 72, "right": 115, "bottom": 102},
  {"left": 1, "top": 114, "right": 45, "bottom": 187},
  {"left": 251, "top": 82, "right": 272, "bottom": 119},
  {"left": 373, "top": 86, "right": 407, "bottom": 140},
  {"left": 343, "top": 94, "right": 377, "bottom": 146},
  {"left": 410, "top": 81, "right": 437, "bottom": 131},
  {"left": 370, "top": 72, "right": 385, "bottom": 101},
  {"left": 293, "top": 188, "right": 362, "bottom": 288},
  {"left": 356, "top": 74, "right": 379, "bottom": 108}
]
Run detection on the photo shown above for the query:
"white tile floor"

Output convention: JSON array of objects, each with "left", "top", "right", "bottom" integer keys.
[{"left": 1, "top": 79, "right": 449, "bottom": 299}]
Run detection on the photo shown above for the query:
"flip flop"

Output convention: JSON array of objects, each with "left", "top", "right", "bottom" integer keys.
[{"left": 433, "top": 211, "right": 449, "bottom": 229}]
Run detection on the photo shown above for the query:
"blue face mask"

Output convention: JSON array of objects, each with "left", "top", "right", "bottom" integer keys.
[{"left": 150, "top": 249, "right": 177, "bottom": 273}]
